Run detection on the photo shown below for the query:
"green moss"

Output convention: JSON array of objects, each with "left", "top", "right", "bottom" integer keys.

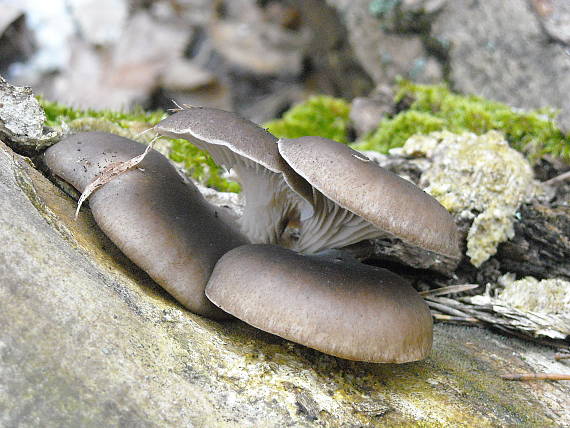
[
  {"left": 353, "top": 80, "right": 570, "bottom": 161},
  {"left": 353, "top": 110, "right": 446, "bottom": 152},
  {"left": 38, "top": 97, "right": 239, "bottom": 192},
  {"left": 40, "top": 97, "right": 167, "bottom": 128},
  {"left": 264, "top": 96, "right": 351, "bottom": 143},
  {"left": 169, "top": 139, "right": 240, "bottom": 193}
]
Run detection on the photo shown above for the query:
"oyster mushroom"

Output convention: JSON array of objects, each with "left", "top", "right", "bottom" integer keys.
[
  {"left": 44, "top": 131, "right": 247, "bottom": 318},
  {"left": 155, "top": 106, "right": 312, "bottom": 246},
  {"left": 42, "top": 117, "right": 443, "bottom": 362},
  {"left": 155, "top": 108, "right": 460, "bottom": 267},
  {"left": 277, "top": 136, "right": 461, "bottom": 262},
  {"left": 206, "top": 244, "right": 433, "bottom": 363}
]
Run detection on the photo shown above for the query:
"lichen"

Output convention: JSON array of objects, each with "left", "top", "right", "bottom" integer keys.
[
  {"left": 369, "top": 0, "right": 401, "bottom": 17},
  {"left": 264, "top": 96, "right": 351, "bottom": 143},
  {"left": 353, "top": 80, "right": 570, "bottom": 162},
  {"left": 38, "top": 97, "right": 239, "bottom": 192},
  {"left": 497, "top": 274, "right": 570, "bottom": 315},
  {"left": 402, "top": 131, "right": 537, "bottom": 267},
  {"left": 0, "top": 77, "right": 46, "bottom": 139}
]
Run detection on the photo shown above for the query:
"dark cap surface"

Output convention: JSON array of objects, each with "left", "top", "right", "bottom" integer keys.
[
  {"left": 206, "top": 244, "right": 433, "bottom": 363},
  {"left": 156, "top": 107, "right": 284, "bottom": 172},
  {"left": 45, "top": 132, "right": 247, "bottom": 318},
  {"left": 278, "top": 136, "right": 461, "bottom": 259},
  {"left": 156, "top": 107, "right": 314, "bottom": 202}
]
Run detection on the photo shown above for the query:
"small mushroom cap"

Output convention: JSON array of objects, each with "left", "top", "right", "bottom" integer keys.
[
  {"left": 277, "top": 136, "right": 461, "bottom": 260},
  {"left": 156, "top": 106, "right": 284, "bottom": 172},
  {"left": 44, "top": 132, "right": 247, "bottom": 319},
  {"left": 155, "top": 106, "right": 313, "bottom": 201},
  {"left": 206, "top": 244, "right": 433, "bottom": 363}
]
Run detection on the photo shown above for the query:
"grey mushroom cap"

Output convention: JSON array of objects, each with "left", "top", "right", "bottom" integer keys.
[
  {"left": 205, "top": 244, "right": 433, "bottom": 363},
  {"left": 277, "top": 136, "right": 461, "bottom": 260},
  {"left": 154, "top": 107, "right": 311, "bottom": 198},
  {"left": 44, "top": 131, "right": 248, "bottom": 319},
  {"left": 155, "top": 106, "right": 284, "bottom": 172},
  {"left": 155, "top": 107, "right": 312, "bottom": 245}
]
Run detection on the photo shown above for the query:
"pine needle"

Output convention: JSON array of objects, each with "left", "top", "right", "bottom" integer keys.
[{"left": 500, "top": 373, "right": 570, "bottom": 381}]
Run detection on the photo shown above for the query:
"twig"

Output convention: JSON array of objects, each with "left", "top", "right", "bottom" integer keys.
[
  {"left": 500, "top": 373, "right": 570, "bottom": 381},
  {"left": 420, "top": 283, "right": 479, "bottom": 297},
  {"left": 432, "top": 313, "right": 480, "bottom": 323},
  {"left": 424, "top": 294, "right": 570, "bottom": 350},
  {"left": 492, "top": 324, "right": 570, "bottom": 350},
  {"left": 543, "top": 170, "right": 570, "bottom": 185},
  {"left": 168, "top": 99, "right": 186, "bottom": 112},
  {"left": 168, "top": 100, "right": 196, "bottom": 113},
  {"left": 426, "top": 300, "right": 474, "bottom": 318},
  {"left": 554, "top": 353, "right": 570, "bottom": 361}
]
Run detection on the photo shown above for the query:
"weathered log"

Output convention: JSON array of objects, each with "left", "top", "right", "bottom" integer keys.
[{"left": 496, "top": 202, "right": 570, "bottom": 281}]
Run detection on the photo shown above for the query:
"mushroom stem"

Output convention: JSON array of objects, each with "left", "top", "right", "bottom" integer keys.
[
  {"left": 235, "top": 163, "right": 301, "bottom": 244},
  {"left": 199, "top": 145, "right": 304, "bottom": 245}
]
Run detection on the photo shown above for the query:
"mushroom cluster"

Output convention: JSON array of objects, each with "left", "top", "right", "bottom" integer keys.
[{"left": 44, "top": 106, "right": 461, "bottom": 363}]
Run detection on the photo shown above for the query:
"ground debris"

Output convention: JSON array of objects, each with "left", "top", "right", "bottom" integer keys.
[{"left": 426, "top": 290, "right": 570, "bottom": 349}]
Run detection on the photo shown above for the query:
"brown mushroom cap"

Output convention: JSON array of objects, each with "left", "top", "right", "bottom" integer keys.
[
  {"left": 155, "top": 107, "right": 312, "bottom": 245},
  {"left": 277, "top": 136, "right": 461, "bottom": 260},
  {"left": 44, "top": 131, "right": 247, "bottom": 319},
  {"left": 155, "top": 106, "right": 312, "bottom": 198},
  {"left": 205, "top": 244, "right": 433, "bottom": 363},
  {"left": 155, "top": 107, "right": 283, "bottom": 171}
]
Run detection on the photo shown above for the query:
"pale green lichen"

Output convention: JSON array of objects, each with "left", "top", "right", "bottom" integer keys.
[
  {"left": 369, "top": 0, "right": 400, "bottom": 17},
  {"left": 264, "top": 96, "right": 351, "bottom": 143},
  {"left": 402, "top": 131, "right": 537, "bottom": 267},
  {"left": 497, "top": 274, "right": 570, "bottom": 316},
  {"left": 353, "top": 80, "right": 570, "bottom": 162}
]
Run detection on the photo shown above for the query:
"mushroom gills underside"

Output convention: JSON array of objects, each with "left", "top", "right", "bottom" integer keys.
[
  {"left": 276, "top": 136, "right": 461, "bottom": 262},
  {"left": 193, "top": 138, "right": 386, "bottom": 251},
  {"left": 291, "top": 189, "right": 386, "bottom": 253},
  {"left": 291, "top": 190, "right": 461, "bottom": 274}
]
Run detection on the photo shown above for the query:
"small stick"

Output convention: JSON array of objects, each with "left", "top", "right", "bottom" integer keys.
[
  {"left": 168, "top": 99, "right": 186, "bottom": 112},
  {"left": 420, "top": 283, "right": 479, "bottom": 297},
  {"left": 543, "top": 170, "right": 570, "bottom": 185},
  {"left": 501, "top": 373, "right": 570, "bottom": 381},
  {"left": 554, "top": 353, "right": 570, "bottom": 361},
  {"left": 168, "top": 100, "right": 196, "bottom": 113},
  {"left": 426, "top": 300, "right": 474, "bottom": 318},
  {"left": 432, "top": 313, "right": 480, "bottom": 323}
]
